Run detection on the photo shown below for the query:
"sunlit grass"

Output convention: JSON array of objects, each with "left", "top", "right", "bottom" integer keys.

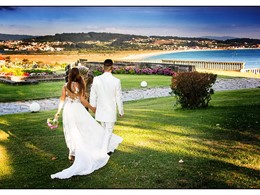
[
  {"left": 0, "top": 75, "right": 172, "bottom": 102},
  {"left": 0, "top": 130, "right": 9, "bottom": 140},
  {"left": 0, "top": 130, "right": 13, "bottom": 177},
  {"left": 0, "top": 88, "right": 259, "bottom": 188}
]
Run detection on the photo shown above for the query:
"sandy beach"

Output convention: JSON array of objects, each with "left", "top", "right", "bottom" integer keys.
[
  {"left": 2, "top": 50, "right": 164, "bottom": 65},
  {"left": 119, "top": 50, "right": 179, "bottom": 60}
]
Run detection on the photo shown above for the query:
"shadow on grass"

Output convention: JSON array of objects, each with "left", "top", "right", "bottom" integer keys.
[{"left": 107, "top": 146, "right": 260, "bottom": 189}]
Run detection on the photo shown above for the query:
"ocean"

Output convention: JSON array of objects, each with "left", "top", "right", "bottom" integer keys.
[{"left": 144, "top": 49, "right": 260, "bottom": 69}]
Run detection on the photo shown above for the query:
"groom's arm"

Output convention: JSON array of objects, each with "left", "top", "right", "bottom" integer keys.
[
  {"left": 116, "top": 80, "right": 124, "bottom": 117},
  {"left": 89, "top": 78, "right": 97, "bottom": 108}
]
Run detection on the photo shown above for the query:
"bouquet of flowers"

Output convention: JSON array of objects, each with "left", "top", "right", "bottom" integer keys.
[{"left": 47, "top": 118, "right": 59, "bottom": 129}]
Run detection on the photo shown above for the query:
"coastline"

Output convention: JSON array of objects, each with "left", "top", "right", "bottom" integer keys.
[
  {"left": 120, "top": 48, "right": 260, "bottom": 79},
  {"left": 3, "top": 48, "right": 260, "bottom": 64},
  {"left": 120, "top": 48, "right": 260, "bottom": 61}
]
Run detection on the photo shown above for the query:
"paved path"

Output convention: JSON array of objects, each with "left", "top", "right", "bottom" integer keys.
[{"left": 0, "top": 78, "right": 259, "bottom": 115}]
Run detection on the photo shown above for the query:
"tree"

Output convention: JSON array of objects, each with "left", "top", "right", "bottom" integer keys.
[
  {"left": 22, "top": 58, "right": 29, "bottom": 65},
  {"left": 5, "top": 56, "right": 11, "bottom": 63}
]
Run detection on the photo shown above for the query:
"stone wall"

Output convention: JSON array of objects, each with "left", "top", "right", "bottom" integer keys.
[{"left": 78, "top": 60, "right": 195, "bottom": 72}]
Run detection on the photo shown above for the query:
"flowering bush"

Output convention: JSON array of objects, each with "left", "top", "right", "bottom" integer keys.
[
  {"left": 91, "top": 65, "right": 176, "bottom": 76},
  {"left": 0, "top": 67, "right": 26, "bottom": 76},
  {"left": 0, "top": 67, "right": 55, "bottom": 77}
]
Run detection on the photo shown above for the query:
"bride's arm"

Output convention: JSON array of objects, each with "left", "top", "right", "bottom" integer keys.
[
  {"left": 55, "top": 86, "right": 66, "bottom": 119},
  {"left": 65, "top": 86, "right": 78, "bottom": 99},
  {"left": 80, "top": 93, "right": 96, "bottom": 113}
]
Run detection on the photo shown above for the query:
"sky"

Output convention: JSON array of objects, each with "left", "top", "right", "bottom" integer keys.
[{"left": 1, "top": 6, "right": 260, "bottom": 39}]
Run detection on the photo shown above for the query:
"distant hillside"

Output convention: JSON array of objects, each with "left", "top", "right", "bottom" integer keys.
[
  {"left": 223, "top": 38, "right": 260, "bottom": 44},
  {"left": 29, "top": 32, "right": 260, "bottom": 43},
  {"left": 25, "top": 32, "right": 147, "bottom": 42},
  {"left": 200, "top": 36, "right": 238, "bottom": 41},
  {"left": 1, "top": 32, "right": 260, "bottom": 51},
  {"left": 3, "top": 32, "right": 259, "bottom": 44},
  {"left": 0, "top": 33, "right": 37, "bottom": 41}
]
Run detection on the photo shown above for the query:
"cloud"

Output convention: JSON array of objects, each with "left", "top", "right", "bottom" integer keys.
[{"left": 0, "top": 7, "right": 17, "bottom": 11}]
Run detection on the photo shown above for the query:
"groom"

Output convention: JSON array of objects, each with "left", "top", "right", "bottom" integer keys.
[{"left": 90, "top": 59, "right": 124, "bottom": 155}]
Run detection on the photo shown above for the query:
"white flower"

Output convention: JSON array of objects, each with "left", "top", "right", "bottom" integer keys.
[{"left": 179, "top": 159, "right": 184, "bottom": 163}]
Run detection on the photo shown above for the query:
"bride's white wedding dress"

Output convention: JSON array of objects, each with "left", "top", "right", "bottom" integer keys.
[{"left": 51, "top": 86, "right": 123, "bottom": 179}]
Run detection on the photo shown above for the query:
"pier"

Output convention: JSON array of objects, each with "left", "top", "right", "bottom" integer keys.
[
  {"left": 240, "top": 68, "right": 260, "bottom": 74},
  {"left": 162, "top": 59, "right": 245, "bottom": 71}
]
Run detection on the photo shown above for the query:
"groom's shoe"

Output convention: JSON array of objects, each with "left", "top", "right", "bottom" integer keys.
[{"left": 107, "top": 151, "right": 113, "bottom": 156}]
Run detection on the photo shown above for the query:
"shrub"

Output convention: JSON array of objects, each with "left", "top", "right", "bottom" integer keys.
[
  {"left": 93, "top": 70, "right": 103, "bottom": 76},
  {"left": 171, "top": 72, "right": 217, "bottom": 109},
  {"left": 113, "top": 67, "right": 126, "bottom": 74},
  {"left": 23, "top": 69, "right": 53, "bottom": 74}
]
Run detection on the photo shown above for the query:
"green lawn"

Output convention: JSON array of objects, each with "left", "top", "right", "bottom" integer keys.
[
  {"left": 0, "top": 88, "right": 259, "bottom": 189},
  {"left": 0, "top": 75, "right": 172, "bottom": 102}
]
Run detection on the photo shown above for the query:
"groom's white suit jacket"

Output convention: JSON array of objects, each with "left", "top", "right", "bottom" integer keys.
[{"left": 90, "top": 72, "right": 124, "bottom": 123}]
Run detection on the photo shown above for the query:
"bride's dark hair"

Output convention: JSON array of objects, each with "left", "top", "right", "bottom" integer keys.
[{"left": 67, "top": 67, "right": 86, "bottom": 96}]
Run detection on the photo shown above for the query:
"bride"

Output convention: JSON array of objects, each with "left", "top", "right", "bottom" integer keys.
[{"left": 51, "top": 67, "right": 123, "bottom": 179}]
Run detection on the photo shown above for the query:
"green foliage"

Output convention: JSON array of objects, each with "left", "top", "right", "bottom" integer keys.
[
  {"left": 171, "top": 72, "right": 217, "bottom": 109},
  {"left": 23, "top": 69, "right": 53, "bottom": 74},
  {"left": 92, "top": 70, "right": 103, "bottom": 76}
]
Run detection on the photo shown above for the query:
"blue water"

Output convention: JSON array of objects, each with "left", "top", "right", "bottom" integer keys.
[{"left": 144, "top": 49, "right": 260, "bottom": 69}]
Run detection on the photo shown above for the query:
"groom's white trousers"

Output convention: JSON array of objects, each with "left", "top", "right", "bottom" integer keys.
[{"left": 101, "top": 122, "right": 115, "bottom": 152}]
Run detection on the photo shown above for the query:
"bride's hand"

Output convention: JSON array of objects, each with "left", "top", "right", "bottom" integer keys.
[{"left": 91, "top": 107, "right": 96, "bottom": 113}]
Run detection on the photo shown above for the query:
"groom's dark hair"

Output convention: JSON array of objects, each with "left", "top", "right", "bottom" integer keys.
[
  {"left": 104, "top": 59, "right": 113, "bottom": 66},
  {"left": 103, "top": 59, "right": 113, "bottom": 72}
]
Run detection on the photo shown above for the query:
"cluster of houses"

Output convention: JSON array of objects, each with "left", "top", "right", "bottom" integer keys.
[{"left": 0, "top": 40, "right": 64, "bottom": 52}]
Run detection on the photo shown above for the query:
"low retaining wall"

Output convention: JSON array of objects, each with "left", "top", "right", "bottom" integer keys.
[{"left": 78, "top": 60, "right": 195, "bottom": 72}]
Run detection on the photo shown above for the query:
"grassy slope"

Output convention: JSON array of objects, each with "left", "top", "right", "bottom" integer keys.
[{"left": 0, "top": 88, "right": 259, "bottom": 189}]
